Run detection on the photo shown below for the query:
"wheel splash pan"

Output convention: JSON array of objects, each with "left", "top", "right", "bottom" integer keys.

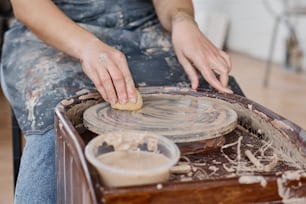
[{"left": 55, "top": 86, "right": 306, "bottom": 204}]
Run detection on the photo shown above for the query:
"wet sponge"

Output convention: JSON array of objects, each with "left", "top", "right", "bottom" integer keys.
[{"left": 111, "top": 90, "right": 143, "bottom": 111}]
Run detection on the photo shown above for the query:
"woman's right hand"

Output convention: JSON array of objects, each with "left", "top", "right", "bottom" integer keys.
[{"left": 80, "top": 38, "right": 137, "bottom": 105}]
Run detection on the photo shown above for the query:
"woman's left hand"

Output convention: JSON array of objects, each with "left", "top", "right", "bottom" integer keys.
[{"left": 171, "top": 15, "right": 233, "bottom": 93}]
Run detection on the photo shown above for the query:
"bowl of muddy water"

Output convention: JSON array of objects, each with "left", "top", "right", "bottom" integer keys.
[{"left": 85, "top": 131, "right": 180, "bottom": 187}]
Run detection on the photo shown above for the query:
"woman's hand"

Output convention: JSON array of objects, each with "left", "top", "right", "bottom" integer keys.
[
  {"left": 10, "top": 0, "right": 138, "bottom": 104},
  {"left": 80, "top": 39, "right": 137, "bottom": 104},
  {"left": 171, "top": 15, "right": 233, "bottom": 93}
]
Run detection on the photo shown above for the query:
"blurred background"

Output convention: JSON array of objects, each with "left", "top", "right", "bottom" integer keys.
[
  {"left": 194, "top": 0, "right": 306, "bottom": 72},
  {"left": 192, "top": 0, "right": 306, "bottom": 129},
  {"left": 1, "top": 0, "right": 306, "bottom": 203}
]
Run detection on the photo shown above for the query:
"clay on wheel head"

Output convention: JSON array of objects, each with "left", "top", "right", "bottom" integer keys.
[{"left": 111, "top": 90, "right": 143, "bottom": 111}]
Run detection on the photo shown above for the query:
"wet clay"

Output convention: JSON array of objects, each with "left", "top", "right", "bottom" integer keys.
[{"left": 83, "top": 94, "right": 238, "bottom": 143}]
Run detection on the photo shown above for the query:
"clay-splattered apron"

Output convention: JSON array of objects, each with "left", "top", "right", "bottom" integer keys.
[{"left": 0, "top": 0, "right": 243, "bottom": 135}]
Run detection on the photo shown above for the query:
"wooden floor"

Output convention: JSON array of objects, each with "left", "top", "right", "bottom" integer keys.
[
  {"left": 1, "top": 51, "right": 306, "bottom": 203},
  {"left": 230, "top": 51, "right": 306, "bottom": 130},
  {"left": 0, "top": 82, "right": 13, "bottom": 203}
]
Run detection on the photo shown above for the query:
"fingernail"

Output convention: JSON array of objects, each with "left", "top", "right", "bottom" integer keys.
[
  {"left": 226, "top": 89, "right": 233, "bottom": 94},
  {"left": 127, "top": 89, "right": 137, "bottom": 103},
  {"left": 129, "top": 97, "right": 137, "bottom": 104}
]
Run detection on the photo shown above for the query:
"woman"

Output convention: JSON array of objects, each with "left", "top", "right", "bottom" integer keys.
[{"left": 1, "top": 0, "right": 237, "bottom": 203}]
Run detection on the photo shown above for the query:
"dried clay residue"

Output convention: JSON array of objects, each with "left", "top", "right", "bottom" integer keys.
[
  {"left": 238, "top": 175, "right": 267, "bottom": 188},
  {"left": 169, "top": 125, "right": 301, "bottom": 183},
  {"left": 271, "top": 119, "right": 294, "bottom": 132},
  {"left": 277, "top": 170, "right": 306, "bottom": 204}
]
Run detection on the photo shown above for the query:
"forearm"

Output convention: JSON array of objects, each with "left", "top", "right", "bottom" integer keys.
[
  {"left": 152, "top": 0, "right": 195, "bottom": 32},
  {"left": 11, "top": 0, "right": 97, "bottom": 59}
]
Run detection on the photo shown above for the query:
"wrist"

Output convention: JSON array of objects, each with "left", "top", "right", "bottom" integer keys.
[
  {"left": 75, "top": 37, "right": 100, "bottom": 60},
  {"left": 171, "top": 10, "right": 197, "bottom": 29}
]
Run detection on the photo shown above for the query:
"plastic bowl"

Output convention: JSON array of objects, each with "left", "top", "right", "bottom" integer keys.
[{"left": 85, "top": 131, "right": 180, "bottom": 187}]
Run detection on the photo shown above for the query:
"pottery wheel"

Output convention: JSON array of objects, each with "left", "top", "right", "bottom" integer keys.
[{"left": 83, "top": 94, "right": 238, "bottom": 143}]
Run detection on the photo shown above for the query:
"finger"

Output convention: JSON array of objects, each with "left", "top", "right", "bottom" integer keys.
[
  {"left": 219, "top": 72, "right": 229, "bottom": 89},
  {"left": 104, "top": 59, "right": 128, "bottom": 105},
  {"left": 212, "top": 64, "right": 228, "bottom": 87},
  {"left": 95, "top": 63, "right": 118, "bottom": 104},
  {"left": 96, "top": 85, "right": 108, "bottom": 103},
  {"left": 124, "top": 77, "right": 137, "bottom": 103},
  {"left": 196, "top": 59, "right": 232, "bottom": 93},
  {"left": 177, "top": 54, "right": 199, "bottom": 89},
  {"left": 113, "top": 52, "right": 137, "bottom": 103},
  {"left": 220, "top": 51, "right": 232, "bottom": 72},
  {"left": 86, "top": 67, "right": 110, "bottom": 102},
  {"left": 209, "top": 59, "right": 230, "bottom": 88},
  {"left": 215, "top": 55, "right": 230, "bottom": 74},
  {"left": 81, "top": 61, "right": 111, "bottom": 102},
  {"left": 205, "top": 69, "right": 230, "bottom": 93}
]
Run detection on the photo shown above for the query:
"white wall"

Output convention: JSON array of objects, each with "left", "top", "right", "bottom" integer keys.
[{"left": 193, "top": 0, "right": 306, "bottom": 68}]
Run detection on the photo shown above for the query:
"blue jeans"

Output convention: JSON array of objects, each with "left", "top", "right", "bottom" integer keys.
[
  {"left": 14, "top": 129, "right": 56, "bottom": 204},
  {"left": 1, "top": 68, "right": 55, "bottom": 203}
]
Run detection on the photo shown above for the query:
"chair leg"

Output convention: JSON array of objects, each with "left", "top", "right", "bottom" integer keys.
[
  {"left": 263, "top": 16, "right": 282, "bottom": 87},
  {"left": 11, "top": 109, "right": 22, "bottom": 190}
]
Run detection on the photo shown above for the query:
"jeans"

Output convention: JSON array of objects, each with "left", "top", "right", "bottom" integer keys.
[
  {"left": 14, "top": 128, "right": 56, "bottom": 204},
  {"left": 3, "top": 63, "right": 56, "bottom": 203}
]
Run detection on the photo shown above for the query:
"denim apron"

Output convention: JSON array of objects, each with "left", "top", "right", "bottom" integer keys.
[{"left": 0, "top": 0, "right": 242, "bottom": 135}]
